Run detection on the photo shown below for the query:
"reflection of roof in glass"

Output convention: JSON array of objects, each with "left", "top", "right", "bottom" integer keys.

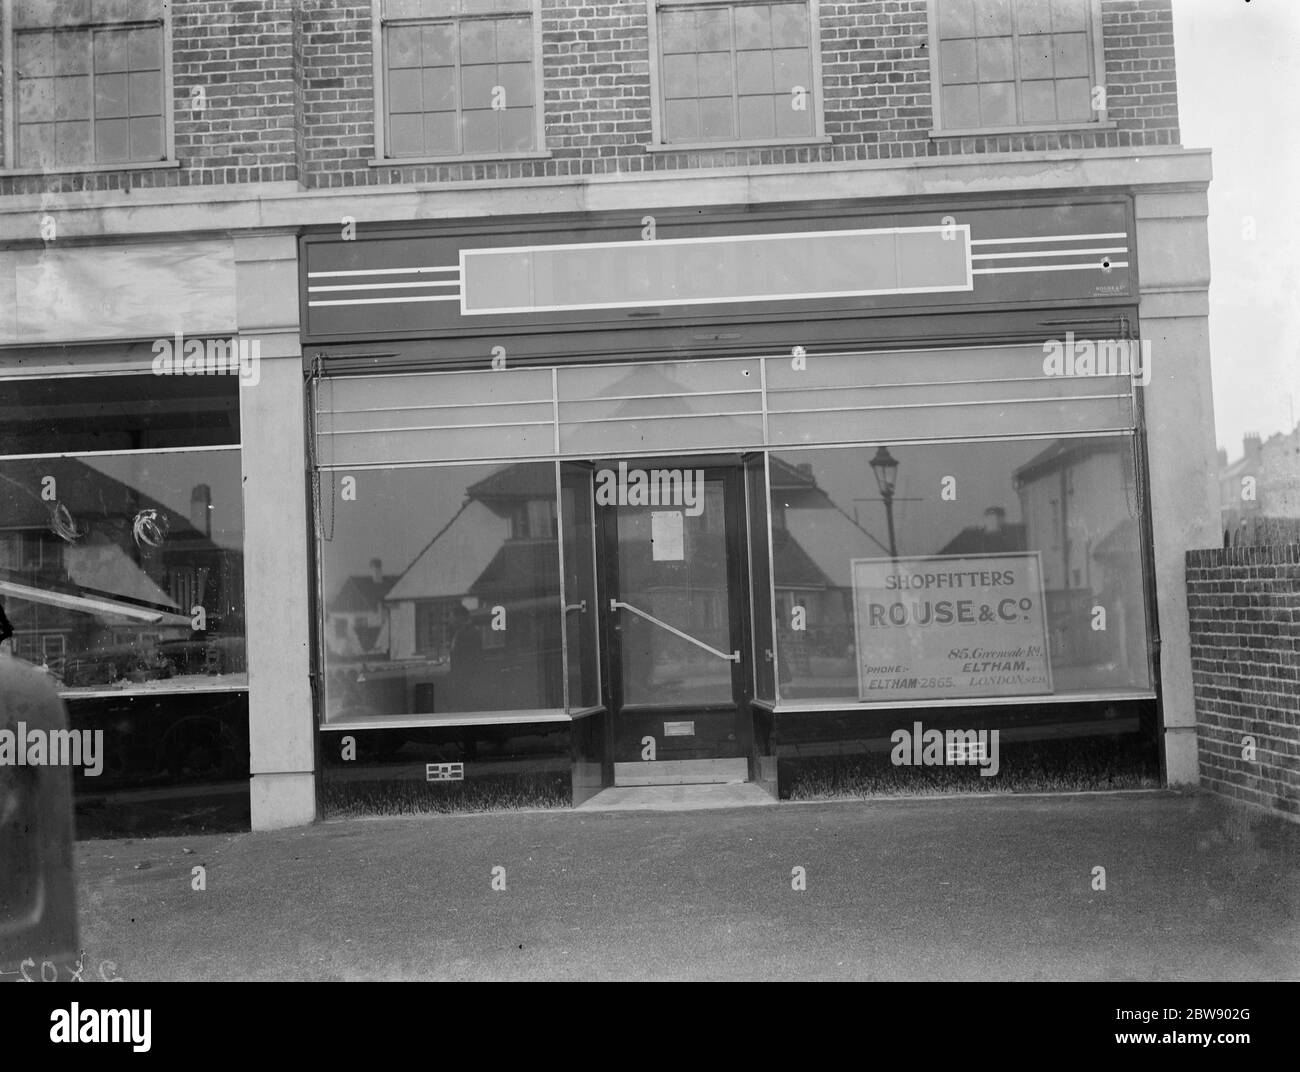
[
  {"left": 385, "top": 500, "right": 510, "bottom": 602},
  {"left": 1013, "top": 438, "right": 1121, "bottom": 485},
  {"left": 469, "top": 538, "right": 560, "bottom": 598},
  {"left": 937, "top": 522, "right": 1027, "bottom": 556},
  {"left": 771, "top": 528, "right": 831, "bottom": 588},
  {"left": 1092, "top": 516, "right": 1138, "bottom": 560},
  {"left": 64, "top": 540, "right": 180, "bottom": 609},
  {"left": 0, "top": 457, "right": 203, "bottom": 536},
  {"left": 328, "top": 574, "right": 399, "bottom": 614},
  {"left": 465, "top": 464, "right": 555, "bottom": 503}
]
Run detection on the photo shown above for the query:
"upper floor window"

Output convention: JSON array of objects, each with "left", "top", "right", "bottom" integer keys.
[
  {"left": 375, "top": 0, "right": 543, "bottom": 161},
  {"left": 649, "top": 0, "right": 824, "bottom": 147},
  {"left": 4, "top": 0, "right": 171, "bottom": 172},
  {"left": 929, "top": 0, "right": 1106, "bottom": 134}
]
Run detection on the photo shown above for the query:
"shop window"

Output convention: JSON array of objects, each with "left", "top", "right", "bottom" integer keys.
[
  {"left": 768, "top": 437, "right": 1151, "bottom": 705},
  {"left": 928, "top": 0, "right": 1106, "bottom": 134},
  {"left": 0, "top": 374, "right": 245, "bottom": 694},
  {"left": 318, "top": 462, "right": 565, "bottom": 723},
  {"left": 5, "top": 0, "right": 172, "bottom": 172},
  {"left": 375, "top": 0, "right": 544, "bottom": 161},
  {"left": 650, "top": 0, "right": 824, "bottom": 147}
]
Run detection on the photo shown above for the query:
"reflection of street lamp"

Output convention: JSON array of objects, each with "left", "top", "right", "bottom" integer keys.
[{"left": 869, "top": 446, "right": 900, "bottom": 558}]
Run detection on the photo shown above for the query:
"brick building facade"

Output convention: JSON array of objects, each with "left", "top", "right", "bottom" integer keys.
[{"left": 0, "top": 0, "right": 1217, "bottom": 833}]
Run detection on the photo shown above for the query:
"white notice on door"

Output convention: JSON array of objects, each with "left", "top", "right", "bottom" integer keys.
[{"left": 651, "top": 510, "right": 685, "bottom": 561}]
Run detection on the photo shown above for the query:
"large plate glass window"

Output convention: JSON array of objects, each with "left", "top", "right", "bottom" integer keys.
[
  {"left": 317, "top": 461, "right": 566, "bottom": 723},
  {"left": 0, "top": 374, "right": 245, "bottom": 693},
  {"left": 768, "top": 436, "right": 1151, "bottom": 704}
]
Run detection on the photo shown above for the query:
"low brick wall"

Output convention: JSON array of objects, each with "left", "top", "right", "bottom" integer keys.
[{"left": 1185, "top": 545, "right": 1300, "bottom": 820}]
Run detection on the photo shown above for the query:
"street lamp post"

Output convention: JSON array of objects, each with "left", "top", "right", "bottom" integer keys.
[{"left": 869, "top": 445, "right": 900, "bottom": 559}]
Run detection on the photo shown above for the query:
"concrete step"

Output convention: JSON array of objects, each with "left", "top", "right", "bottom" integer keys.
[
  {"left": 614, "top": 757, "right": 748, "bottom": 786},
  {"left": 576, "top": 781, "right": 777, "bottom": 811}
]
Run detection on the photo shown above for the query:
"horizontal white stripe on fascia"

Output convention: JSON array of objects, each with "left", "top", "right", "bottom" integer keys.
[
  {"left": 971, "top": 246, "right": 1128, "bottom": 260},
  {"left": 308, "top": 280, "right": 461, "bottom": 291},
  {"left": 461, "top": 282, "right": 974, "bottom": 315},
  {"left": 308, "top": 294, "right": 462, "bottom": 306},
  {"left": 973, "top": 261, "right": 1129, "bottom": 275},
  {"left": 307, "top": 266, "right": 460, "bottom": 277},
  {"left": 969, "top": 232, "right": 1128, "bottom": 246}
]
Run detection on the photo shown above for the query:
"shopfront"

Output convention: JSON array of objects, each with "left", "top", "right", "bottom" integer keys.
[{"left": 304, "top": 193, "right": 1161, "bottom": 807}]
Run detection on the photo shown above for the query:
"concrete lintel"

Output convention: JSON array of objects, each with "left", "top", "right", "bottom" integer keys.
[
  {"left": 1134, "top": 189, "right": 1210, "bottom": 220},
  {"left": 0, "top": 147, "right": 1213, "bottom": 241},
  {"left": 232, "top": 231, "right": 300, "bottom": 264},
  {"left": 1138, "top": 290, "right": 1211, "bottom": 320}
]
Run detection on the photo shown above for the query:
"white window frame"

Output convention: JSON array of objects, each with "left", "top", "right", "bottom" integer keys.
[
  {"left": 926, "top": 0, "right": 1114, "bottom": 138},
  {"left": 0, "top": 0, "right": 179, "bottom": 176},
  {"left": 369, "top": 0, "right": 550, "bottom": 166},
  {"left": 646, "top": 0, "right": 828, "bottom": 152}
]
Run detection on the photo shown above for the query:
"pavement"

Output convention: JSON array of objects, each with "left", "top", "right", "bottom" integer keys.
[{"left": 71, "top": 788, "right": 1300, "bottom": 981}]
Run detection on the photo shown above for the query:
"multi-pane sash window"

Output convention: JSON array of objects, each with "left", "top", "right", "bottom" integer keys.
[
  {"left": 654, "top": 0, "right": 818, "bottom": 145},
  {"left": 932, "top": 0, "right": 1101, "bottom": 131},
  {"left": 379, "top": 0, "right": 540, "bottom": 158},
  {"left": 9, "top": 0, "right": 167, "bottom": 169}
]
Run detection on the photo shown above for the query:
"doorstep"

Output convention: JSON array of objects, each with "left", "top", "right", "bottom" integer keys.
[
  {"left": 575, "top": 781, "right": 778, "bottom": 812},
  {"left": 614, "top": 757, "right": 749, "bottom": 786}
]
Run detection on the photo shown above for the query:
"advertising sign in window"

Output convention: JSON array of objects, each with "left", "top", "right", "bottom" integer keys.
[{"left": 850, "top": 552, "right": 1052, "bottom": 702}]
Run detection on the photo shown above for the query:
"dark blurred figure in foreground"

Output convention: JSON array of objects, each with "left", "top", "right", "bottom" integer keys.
[{"left": 0, "top": 650, "right": 79, "bottom": 980}]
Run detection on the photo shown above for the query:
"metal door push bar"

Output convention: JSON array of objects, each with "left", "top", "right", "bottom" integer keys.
[{"left": 609, "top": 599, "right": 740, "bottom": 663}]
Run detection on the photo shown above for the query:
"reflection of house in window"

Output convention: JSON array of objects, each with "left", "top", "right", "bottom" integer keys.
[
  {"left": 325, "top": 558, "right": 397, "bottom": 657},
  {"left": 384, "top": 463, "right": 562, "bottom": 713}
]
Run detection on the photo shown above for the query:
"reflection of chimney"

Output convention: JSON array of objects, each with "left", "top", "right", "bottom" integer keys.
[
  {"left": 190, "top": 484, "right": 211, "bottom": 536},
  {"left": 1244, "top": 433, "right": 1262, "bottom": 460},
  {"left": 1216, "top": 447, "right": 1228, "bottom": 468},
  {"left": 983, "top": 506, "right": 1006, "bottom": 534},
  {"left": 370, "top": 558, "right": 383, "bottom": 584}
]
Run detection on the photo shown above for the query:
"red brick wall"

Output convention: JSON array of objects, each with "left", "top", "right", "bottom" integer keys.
[
  {"left": 1186, "top": 546, "right": 1300, "bottom": 822},
  {"left": 1, "top": 0, "right": 299, "bottom": 196},
  {"left": 0, "top": 0, "right": 1182, "bottom": 195}
]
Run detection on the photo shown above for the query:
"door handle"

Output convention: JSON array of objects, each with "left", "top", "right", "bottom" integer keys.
[
  {"left": 564, "top": 600, "right": 586, "bottom": 614},
  {"left": 609, "top": 599, "right": 739, "bottom": 663}
]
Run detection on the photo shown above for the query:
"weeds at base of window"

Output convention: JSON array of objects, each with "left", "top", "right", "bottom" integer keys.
[
  {"left": 320, "top": 772, "right": 571, "bottom": 817},
  {"left": 782, "top": 737, "right": 1160, "bottom": 801}
]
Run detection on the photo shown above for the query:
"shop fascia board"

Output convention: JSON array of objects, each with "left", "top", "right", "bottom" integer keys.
[{"left": 0, "top": 146, "right": 1211, "bottom": 243}]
